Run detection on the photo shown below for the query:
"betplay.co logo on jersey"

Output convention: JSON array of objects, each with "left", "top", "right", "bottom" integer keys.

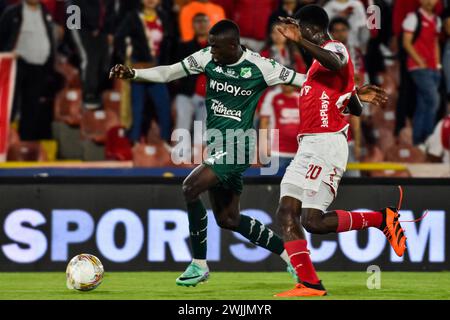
[
  {"left": 209, "top": 80, "right": 253, "bottom": 97},
  {"left": 320, "top": 91, "right": 330, "bottom": 128}
]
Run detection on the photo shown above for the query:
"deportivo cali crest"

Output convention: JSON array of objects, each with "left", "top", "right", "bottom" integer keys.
[{"left": 240, "top": 67, "right": 252, "bottom": 79}]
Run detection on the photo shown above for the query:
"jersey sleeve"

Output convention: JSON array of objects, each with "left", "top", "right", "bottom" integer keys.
[
  {"left": 256, "top": 55, "right": 305, "bottom": 87},
  {"left": 323, "top": 41, "right": 349, "bottom": 66},
  {"left": 134, "top": 63, "right": 188, "bottom": 82},
  {"left": 402, "top": 12, "right": 418, "bottom": 33},
  {"left": 180, "top": 47, "right": 212, "bottom": 75}
]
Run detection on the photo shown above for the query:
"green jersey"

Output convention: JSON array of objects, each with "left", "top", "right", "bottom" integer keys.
[
  {"left": 179, "top": 47, "right": 302, "bottom": 192},
  {"left": 181, "top": 47, "right": 301, "bottom": 161}
]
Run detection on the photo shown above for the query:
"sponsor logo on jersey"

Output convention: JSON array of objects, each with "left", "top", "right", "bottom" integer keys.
[
  {"left": 301, "top": 85, "right": 312, "bottom": 96},
  {"left": 210, "top": 99, "right": 242, "bottom": 122},
  {"left": 213, "top": 66, "right": 224, "bottom": 74},
  {"left": 334, "top": 44, "right": 345, "bottom": 54},
  {"left": 240, "top": 67, "right": 252, "bottom": 79},
  {"left": 279, "top": 68, "right": 291, "bottom": 82},
  {"left": 226, "top": 69, "right": 239, "bottom": 78},
  {"left": 320, "top": 91, "right": 330, "bottom": 128},
  {"left": 209, "top": 79, "right": 253, "bottom": 97},
  {"left": 186, "top": 56, "right": 202, "bottom": 73},
  {"left": 213, "top": 66, "right": 239, "bottom": 79}
]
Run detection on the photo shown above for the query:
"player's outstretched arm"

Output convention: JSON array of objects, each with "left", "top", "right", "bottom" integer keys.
[
  {"left": 291, "top": 72, "right": 307, "bottom": 87},
  {"left": 109, "top": 63, "right": 188, "bottom": 83},
  {"left": 348, "top": 84, "right": 388, "bottom": 116},
  {"left": 277, "top": 17, "right": 346, "bottom": 71}
]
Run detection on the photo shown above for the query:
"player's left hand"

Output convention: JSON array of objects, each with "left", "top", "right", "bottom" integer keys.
[
  {"left": 277, "top": 17, "right": 303, "bottom": 43},
  {"left": 356, "top": 84, "right": 388, "bottom": 107}
]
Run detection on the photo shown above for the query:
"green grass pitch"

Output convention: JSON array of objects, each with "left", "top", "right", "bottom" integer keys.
[{"left": 0, "top": 272, "right": 448, "bottom": 300}]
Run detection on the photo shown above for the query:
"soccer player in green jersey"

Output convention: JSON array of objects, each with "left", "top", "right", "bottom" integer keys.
[{"left": 110, "top": 19, "right": 384, "bottom": 287}]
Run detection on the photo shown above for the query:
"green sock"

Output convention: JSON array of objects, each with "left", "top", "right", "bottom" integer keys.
[
  {"left": 187, "top": 200, "right": 208, "bottom": 259},
  {"left": 236, "top": 215, "right": 285, "bottom": 255}
]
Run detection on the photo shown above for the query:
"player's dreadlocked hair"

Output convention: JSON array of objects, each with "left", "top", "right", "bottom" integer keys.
[
  {"left": 209, "top": 19, "right": 240, "bottom": 42},
  {"left": 294, "top": 4, "right": 330, "bottom": 31}
]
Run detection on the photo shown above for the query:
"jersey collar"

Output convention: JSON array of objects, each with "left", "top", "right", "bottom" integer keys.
[
  {"left": 419, "top": 8, "right": 436, "bottom": 22},
  {"left": 226, "top": 46, "right": 248, "bottom": 67}
]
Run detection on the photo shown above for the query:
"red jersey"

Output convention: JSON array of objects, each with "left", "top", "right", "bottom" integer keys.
[
  {"left": 298, "top": 40, "right": 355, "bottom": 136},
  {"left": 402, "top": 9, "right": 442, "bottom": 71},
  {"left": 392, "top": 0, "right": 444, "bottom": 37},
  {"left": 261, "top": 90, "right": 300, "bottom": 156}
]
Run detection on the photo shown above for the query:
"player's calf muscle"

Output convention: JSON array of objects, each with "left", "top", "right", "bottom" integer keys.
[
  {"left": 276, "top": 202, "right": 303, "bottom": 240},
  {"left": 301, "top": 217, "right": 329, "bottom": 234},
  {"left": 215, "top": 214, "right": 240, "bottom": 230},
  {"left": 301, "top": 209, "right": 337, "bottom": 234}
]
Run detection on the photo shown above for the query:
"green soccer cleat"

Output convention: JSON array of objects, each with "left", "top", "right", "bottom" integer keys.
[
  {"left": 176, "top": 262, "right": 210, "bottom": 287},
  {"left": 287, "top": 262, "right": 299, "bottom": 283}
]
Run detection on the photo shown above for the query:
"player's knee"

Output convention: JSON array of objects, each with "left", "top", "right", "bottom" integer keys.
[{"left": 276, "top": 203, "right": 297, "bottom": 225}]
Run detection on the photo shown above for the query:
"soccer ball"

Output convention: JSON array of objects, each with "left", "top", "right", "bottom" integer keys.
[{"left": 66, "top": 254, "right": 104, "bottom": 291}]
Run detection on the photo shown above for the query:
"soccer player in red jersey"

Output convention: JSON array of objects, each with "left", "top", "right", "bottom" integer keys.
[{"left": 273, "top": 5, "right": 407, "bottom": 297}]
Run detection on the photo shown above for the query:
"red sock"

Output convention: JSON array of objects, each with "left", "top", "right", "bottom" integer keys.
[
  {"left": 335, "top": 210, "right": 383, "bottom": 233},
  {"left": 284, "top": 239, "right": 320, "bottom": 285}
]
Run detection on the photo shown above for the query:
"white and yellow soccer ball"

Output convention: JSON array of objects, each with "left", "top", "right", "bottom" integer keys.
[{"left": 66, "top": 254, "right": 104, "bottom": 291}]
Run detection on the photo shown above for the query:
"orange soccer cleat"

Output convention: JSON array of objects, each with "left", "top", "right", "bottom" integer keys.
[
  {"left": 275, "top": 282, "right": 327, "bottom": 297},
  {"left": 380, "top": 206, "right": 407, "bottom": 257},
  {"left": 379, "top": 186, "right": 407, "bottom": 257}
]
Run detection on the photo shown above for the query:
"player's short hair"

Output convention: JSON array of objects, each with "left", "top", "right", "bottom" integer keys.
[
  {"left": 294, "top": 4, "right": 330, "bottom": 30},
  {"left": 209, "top": 19, "right": 240, "bottom": 41},
  {"left": 329, "top": 17, "right": 350, "bottom": 31}
]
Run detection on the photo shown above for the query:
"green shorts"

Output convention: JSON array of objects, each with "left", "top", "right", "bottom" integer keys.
[{"left": 204, "top": 154, "right": 250, "bottom": 195}]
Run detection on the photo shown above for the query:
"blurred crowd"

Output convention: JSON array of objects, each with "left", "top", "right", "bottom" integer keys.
[{"left": 1, "top": 0, "right": 450, "bottom": 175}]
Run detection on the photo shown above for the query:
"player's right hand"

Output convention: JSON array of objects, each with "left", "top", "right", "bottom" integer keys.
[
  {"left": 277, "top": 17, "right": 303, "bottom": 43},
  {"left": 109, "top": 64, "right": 135, "bottom": 79}
]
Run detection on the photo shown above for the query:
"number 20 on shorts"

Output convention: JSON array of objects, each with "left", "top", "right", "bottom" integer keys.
[{"left": 306, "top": 165, "right": 323, "bottom": 180}]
